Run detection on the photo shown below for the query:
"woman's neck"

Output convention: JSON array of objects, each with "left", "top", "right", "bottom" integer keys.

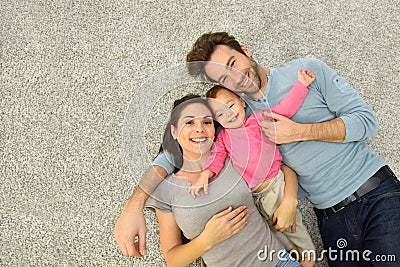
[{"left": 176, "top": 151, "right": 210, "bottom": 183}]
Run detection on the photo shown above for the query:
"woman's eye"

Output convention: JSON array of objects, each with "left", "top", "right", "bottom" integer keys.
[
  {"left": 204, "top": 120, "right": 213, "bottom": 125},
  {"left": 185, "top": 120, "right": 194, "bottom": 125}
]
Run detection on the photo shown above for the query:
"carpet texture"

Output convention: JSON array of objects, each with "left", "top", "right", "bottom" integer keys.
[{"left": 1, "top": 1, "right": 399, "bottom": 266}]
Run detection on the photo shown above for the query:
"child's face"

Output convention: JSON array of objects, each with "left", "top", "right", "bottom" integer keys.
[{"left": 209, "top": 89, "right": 247, "bottom": 129}]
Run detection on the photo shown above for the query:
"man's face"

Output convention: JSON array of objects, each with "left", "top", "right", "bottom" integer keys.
[{"left": 204, "top": 45, "right": 262, "bottom": 95}]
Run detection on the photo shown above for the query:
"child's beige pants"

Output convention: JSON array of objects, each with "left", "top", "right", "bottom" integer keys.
[{"left": 252, "top": 170, "right": 316, "bottom": 254}]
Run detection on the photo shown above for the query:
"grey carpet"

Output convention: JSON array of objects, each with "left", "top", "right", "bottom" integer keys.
[{"left": 1, "top": 1, "right": 399, "bottom": 266}]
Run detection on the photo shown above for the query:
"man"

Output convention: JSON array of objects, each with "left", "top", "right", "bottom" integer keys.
[{"left": 114, "top": 32, "right": 400, "bottom": 266}]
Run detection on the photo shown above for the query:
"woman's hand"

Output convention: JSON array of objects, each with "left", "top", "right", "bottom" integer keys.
[{"left": 198, "top": 206, "right": 248, "bottom": 249}]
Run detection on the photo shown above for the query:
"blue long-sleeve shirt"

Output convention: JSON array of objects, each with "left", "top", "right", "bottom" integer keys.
[{"left": 153, "top": 58, "right": 386, "bottom": 209}]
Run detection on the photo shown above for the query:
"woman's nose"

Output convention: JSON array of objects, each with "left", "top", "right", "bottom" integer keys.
[{"left": 195, "top": 123, "right": 205, "bottom": 132}]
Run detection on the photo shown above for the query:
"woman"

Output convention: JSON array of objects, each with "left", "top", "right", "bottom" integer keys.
[{"left": 145, "top": 94, "right": 301, "bottom": 267}]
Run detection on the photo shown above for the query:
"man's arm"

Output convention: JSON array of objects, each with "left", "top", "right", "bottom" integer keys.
[
  {"left": 262, "top": 58, "right": 377, "bottom": 144},
  {"left": 261, "top": 113, "right": 346, "bottom": 144},
  {"left": 114, "top": 164, "right": 167, "bottom": 257}
]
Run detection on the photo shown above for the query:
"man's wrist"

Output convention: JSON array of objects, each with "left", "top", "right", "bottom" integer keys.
[
  {"left": 127, "top": 187, "right": 148, "bottom": 211},
  {"left": 297, "top": 123, "right": 312, "bottom": 142}
]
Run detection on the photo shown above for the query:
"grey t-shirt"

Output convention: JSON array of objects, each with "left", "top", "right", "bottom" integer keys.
[{"left": 146, "top": 159, "right": 283, "bottom": 267}]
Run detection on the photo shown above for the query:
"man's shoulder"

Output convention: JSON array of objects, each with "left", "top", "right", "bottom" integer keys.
[{"left": 276, "top": 57, "right": 324, "bottom": 68}]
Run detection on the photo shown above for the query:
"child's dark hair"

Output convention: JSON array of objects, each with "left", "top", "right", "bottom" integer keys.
[{"left": 205, "top": 84, "right": 231, "bottom": 99}]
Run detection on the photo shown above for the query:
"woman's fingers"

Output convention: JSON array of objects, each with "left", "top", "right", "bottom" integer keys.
[
  {"left": 214, "top": 206, "right": 233, "bottom": 218},
  {"left": 223, "top": 205, "right": 245, "bottom": 220}
]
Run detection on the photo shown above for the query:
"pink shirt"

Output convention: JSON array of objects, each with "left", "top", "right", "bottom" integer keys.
[{"left": 205, "top": 80, "right": 309, "bottom": 188}]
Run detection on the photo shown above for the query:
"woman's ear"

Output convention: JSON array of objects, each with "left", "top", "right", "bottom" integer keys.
[
  {"left": 170, "top": 125, "right": 178, "bottom": 140},
  {"left": 240, "top": 44, "right": 252, "bottom": 58}
]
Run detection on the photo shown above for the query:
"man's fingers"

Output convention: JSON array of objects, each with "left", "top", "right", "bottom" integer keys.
[
  {"left": 265, "top": 111, "right": 286, "bottom": 121},
  {"left": 126, "top": 242, "right": 138, "bottom": 257},
  {"left": 117, "top": 241, "right": 129, "bottom": 256},
  {"left": 138, "top": 228, "right": 147, "bottom": 256}
]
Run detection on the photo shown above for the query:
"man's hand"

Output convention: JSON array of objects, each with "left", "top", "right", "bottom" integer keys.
[
  {"left": 261, "top": 112, "right": 303, "bottom": 144},
  {"left": 114, "top": 197, "right": 147, "bottom": 257}
]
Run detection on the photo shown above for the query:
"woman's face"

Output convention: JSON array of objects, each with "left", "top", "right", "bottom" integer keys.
[{"left": 171, "top": 103, "right": 215, "bottom": 161}]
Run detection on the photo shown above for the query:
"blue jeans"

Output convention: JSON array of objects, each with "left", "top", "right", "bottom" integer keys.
[
  {"left": 275, "top": 251, "right": 302, "bottom": 267},
  {"left": 314, "top": 173, "right": 400, "bottom": 266}
]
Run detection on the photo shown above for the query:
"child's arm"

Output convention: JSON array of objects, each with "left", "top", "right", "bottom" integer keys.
[
  {"left": 271, "top": 164, "right": 299, "bottom": 233},
  {"left": 188, "top": 170, "right": 215, "bottom": 198},
  {"left": 269, "top": 68, "right": 315, "bottom": 118},
  {"left": 187, "top": 131, "right": 229, "bottom": 198}
]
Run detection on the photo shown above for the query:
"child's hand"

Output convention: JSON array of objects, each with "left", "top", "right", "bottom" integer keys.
[
  {"left": 272, "top": 197, "right": 298, "bottom": 233},
  {"left": 297, "top": 68, "right": 315, "bottom": 87},
  {"left": 188, "top": 170, "right": 214, "bottom": 198}
]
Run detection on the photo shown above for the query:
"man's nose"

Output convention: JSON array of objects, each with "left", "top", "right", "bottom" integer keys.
[{"left": 231, "top": 70, "right": 243, "bottom": 85}]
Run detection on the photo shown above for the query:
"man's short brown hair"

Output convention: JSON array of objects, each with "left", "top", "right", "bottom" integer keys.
[{"left": 186, "top": 32, "right": 246, "bottom": 81}]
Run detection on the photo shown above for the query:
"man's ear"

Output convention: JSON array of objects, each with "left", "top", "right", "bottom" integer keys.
[
  {"left": 170, "top": 125, "right": 178, "bottom": 140},
  {"left": 240, "top": 44, "right": 252, "bottom": 58}
]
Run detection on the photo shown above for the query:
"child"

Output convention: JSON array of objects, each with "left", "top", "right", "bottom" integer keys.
[{"left": 189, "top": 68, "right": 316, "bottom": 267}]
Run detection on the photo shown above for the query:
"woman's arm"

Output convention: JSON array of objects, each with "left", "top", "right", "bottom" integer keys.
[
  {"left": 156, "top": 206, "right": 248, "bottom": 267},
  {"left": 272, "top": 164, "right": 299, "bottom": 233}
]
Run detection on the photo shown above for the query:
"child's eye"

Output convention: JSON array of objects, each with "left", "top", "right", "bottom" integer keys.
[
  {"left": 230, "top": 60, "right": 235, "bottom": 67},
  {"left": 229, "top": 103, "right": 234, "bottom": 108},
  {"left": 216, "top": 113, "right": 223, "bottom": 118}
]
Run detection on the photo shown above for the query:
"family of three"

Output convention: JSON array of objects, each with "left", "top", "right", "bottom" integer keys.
[{"left": 115, "top": 32, "right": 400, "bottom": 267}]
